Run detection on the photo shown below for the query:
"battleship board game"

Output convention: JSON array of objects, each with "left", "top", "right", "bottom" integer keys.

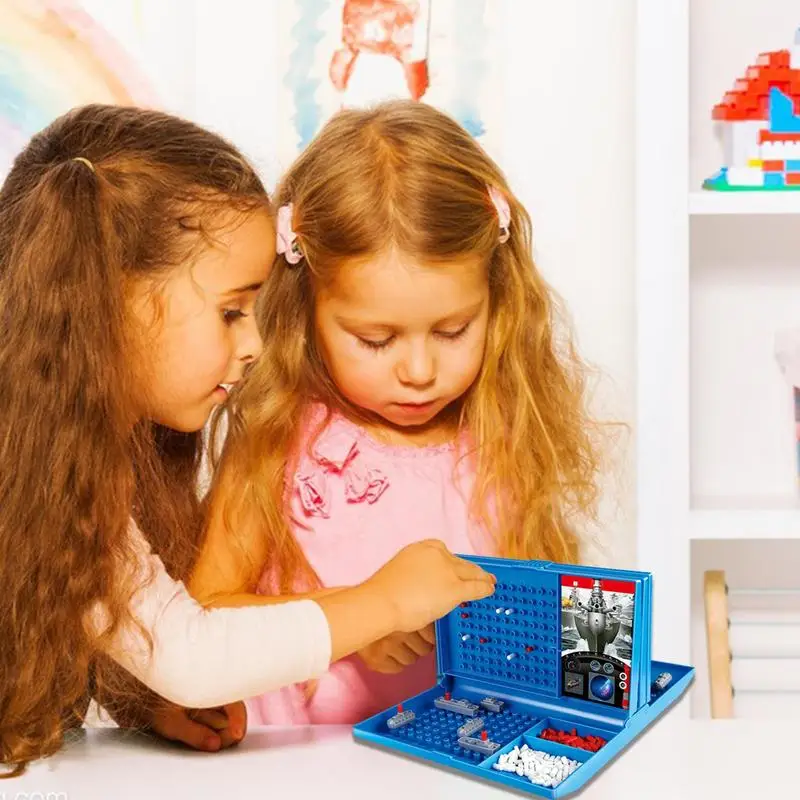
[{"left": 353, "top": 556, "right": 693, "bottom": 798}]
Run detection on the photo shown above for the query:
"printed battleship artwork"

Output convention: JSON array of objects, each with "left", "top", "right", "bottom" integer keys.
[
  {"left": 276, "top": 0, "right": 505, "bottom": 168},
  {"left": 560, "top": 576, "right": 636, "bottom": 710}
]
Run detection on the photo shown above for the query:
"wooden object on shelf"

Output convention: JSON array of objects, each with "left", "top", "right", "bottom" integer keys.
[{"left": 703, "top": 570, "right": 734, "bottom": 718}]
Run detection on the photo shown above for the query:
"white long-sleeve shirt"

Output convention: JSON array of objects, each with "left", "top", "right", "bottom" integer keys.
[{"left": 91, "top": 521, "right": 332, "bottom": 709}]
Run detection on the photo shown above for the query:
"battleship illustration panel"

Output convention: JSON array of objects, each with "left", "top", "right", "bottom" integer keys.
[{"left": 559, "top": 576, "right": 636, "bottom": 710}]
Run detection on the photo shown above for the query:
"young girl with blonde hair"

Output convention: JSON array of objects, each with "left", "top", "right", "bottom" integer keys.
[{"left": 192, "top": 99, "right": 601, "bottom": 726}]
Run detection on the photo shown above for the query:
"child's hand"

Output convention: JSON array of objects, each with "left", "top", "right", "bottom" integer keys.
[
  {"left": 367, "top": 539, "right": 496, "bottom": 634},
  {"left": 317, "top": 540, "right": 495, "bottom": 664},
  {"left": 93, "top": 655, "right": 247, "bottom": 751},
  {"left": 357, "top": 624, "right": 436, "bottom": 674},
  {"left": 145, "top": 701, "right": 247, "bottom": 752}
]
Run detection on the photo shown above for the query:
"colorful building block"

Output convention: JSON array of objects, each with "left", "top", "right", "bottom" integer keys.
[{"left": 705, "top": 27, "right": 800, "bottom": 190}]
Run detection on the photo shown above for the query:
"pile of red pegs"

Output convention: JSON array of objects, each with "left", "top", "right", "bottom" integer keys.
[{"left": 538, "top": 727, "right": 606, "bottom": 752}]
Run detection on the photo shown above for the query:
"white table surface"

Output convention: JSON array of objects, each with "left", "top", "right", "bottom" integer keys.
[{"left": 7, "top": 710, "right": 765, "bottom": 800}]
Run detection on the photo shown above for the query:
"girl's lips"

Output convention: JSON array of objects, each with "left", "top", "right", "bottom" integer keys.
[{"left": 393, "top": 400, "right": 437, "bottom": 414}]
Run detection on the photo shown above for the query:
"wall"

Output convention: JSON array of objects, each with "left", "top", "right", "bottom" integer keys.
[{"left": 500, "top": 2, "right": 636, "bottom": 566}]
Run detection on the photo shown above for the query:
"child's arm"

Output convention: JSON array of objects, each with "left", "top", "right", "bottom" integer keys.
[
  {"left": 203, "top": 586, "right": 342, "bottom": 608},
  {"left": 93, "top": 522, "right": 495, "bottom": 711},
  {"left": 188, "top": 471, "right": 334, "bottom": 606},
  {"left": 190, "top": 477, "right": 433, "bottom": 672},
  {"left": 188, "top": 482, "right": 271, "bottom": 602}
]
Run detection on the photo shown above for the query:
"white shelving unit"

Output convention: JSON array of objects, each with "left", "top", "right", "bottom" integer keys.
[
  {"left": 635, "top": 0, "right": 691, "bottom": 676},
  {"left": 637, "top": 0, "right": 800, "bottom": 718},
  {"left": 689, "top": 191, "right": 800, "bottom": 215},
  {"left": 689, "top": 501, "right": 800, "bottom": 540}
]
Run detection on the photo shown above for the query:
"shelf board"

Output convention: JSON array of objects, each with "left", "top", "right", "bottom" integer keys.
[
  {"left": 690, "top": 496, "right": 800, "bottom": 539},
  {"left": 690, "top": 191, "right": 800, "bottom": 216}
]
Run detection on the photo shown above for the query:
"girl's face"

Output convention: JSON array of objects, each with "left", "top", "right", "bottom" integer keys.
[
  {"left": 132, "top": 209, "right": 274, "bottom": 432},
  {"left": 314, "top": 248, "right": 490, "bottom": 431}
]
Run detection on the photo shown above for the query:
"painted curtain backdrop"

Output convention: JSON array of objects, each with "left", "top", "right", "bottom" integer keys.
[
  {"left": 0, "top": 0, "right": 155, "bottom": 180},
  {"left": 277, "top": 0, "right": 504, "bottom": 169}
]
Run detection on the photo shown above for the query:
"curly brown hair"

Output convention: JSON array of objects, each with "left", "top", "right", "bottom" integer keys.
[
  {"left": 0, "top": 104, "right": 269, "bottom": 773},
  {"left": 213, "top": 100, "right": 604, "bottom": 595}
]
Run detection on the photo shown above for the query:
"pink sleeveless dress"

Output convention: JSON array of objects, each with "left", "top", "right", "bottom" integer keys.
[{"left": 246, "top": 404, "right": 496, "bottom": 725}]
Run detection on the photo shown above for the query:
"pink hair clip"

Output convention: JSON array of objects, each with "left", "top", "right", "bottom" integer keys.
[
  {"left": 488, "top": 185, "right": 511, "bottom": 244},
  {"left": 276, "top": 203, "right": 303, "bottom": 265}
]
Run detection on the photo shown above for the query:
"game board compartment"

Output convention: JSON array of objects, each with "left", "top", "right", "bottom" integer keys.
[
  {"left": 526, "top": 716, "right": 617, "bottom": 750},
  {"left": 356, "top": 684, "right": 544, "bottom": 765},
  {"left": 355, "top": 678, "right": 626, "bottom": 769},
  {"left": 478, "top": 731, "right": 592, "bottom": 794}
]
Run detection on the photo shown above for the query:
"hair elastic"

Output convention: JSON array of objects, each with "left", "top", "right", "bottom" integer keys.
[
  {"left": 487, "top": 185, "right": 511, "bottom": 243},
  {"left": 276, "top": 203, "right": 303, "bottom": 265},
  {"left": 71, "top": 157, "right": 95, "bottom": 173}
]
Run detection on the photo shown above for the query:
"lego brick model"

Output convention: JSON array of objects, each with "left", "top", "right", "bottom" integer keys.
[
  {"left": 704, "top": 28, "right": 800, "bottom": 190},
  {"left": 353, "top": 556, "right": 694, "bottom": 798}
]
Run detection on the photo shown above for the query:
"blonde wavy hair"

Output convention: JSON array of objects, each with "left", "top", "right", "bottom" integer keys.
[{"left": 213, "top": 100, "right": 602, "bottom": 593}]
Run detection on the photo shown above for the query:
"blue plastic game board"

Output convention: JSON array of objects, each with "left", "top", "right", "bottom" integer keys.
[{"left": 353, "top": 556, "right": 694, "bottom": 798}]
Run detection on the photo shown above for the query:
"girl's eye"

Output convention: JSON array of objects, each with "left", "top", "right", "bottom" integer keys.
[
  {"left": 436, "top": 322, "right": 471, "bottom": 340},
  {"left": 223, "top": 308, "right": 247, "bottom": 324},
  {"left": 357, "top": 335, "right": 394, "bottom": 351}
]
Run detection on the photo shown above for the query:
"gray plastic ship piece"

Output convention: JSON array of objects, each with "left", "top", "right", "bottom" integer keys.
[
  {"left": 479, "top": 697, "right": 505, "bottom": 713},
  {"left": 434, "top": 696, "right": 479, "bottom": 717},
  {"left": 652, "top": 672, "right": 673, "bottom": 692},
  {"left": 457, "top": 717, "right": 485, "bottom": 737},
  {"left": 387, "top": 709, "right": 416, "bottom": 729},
  {"left": 459, "top": 734, "right": 501, "bottom": 756}
]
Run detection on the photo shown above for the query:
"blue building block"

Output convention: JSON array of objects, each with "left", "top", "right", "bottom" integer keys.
[{"left": 769, "top": 87, "right": 800, "bottom": 134}]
